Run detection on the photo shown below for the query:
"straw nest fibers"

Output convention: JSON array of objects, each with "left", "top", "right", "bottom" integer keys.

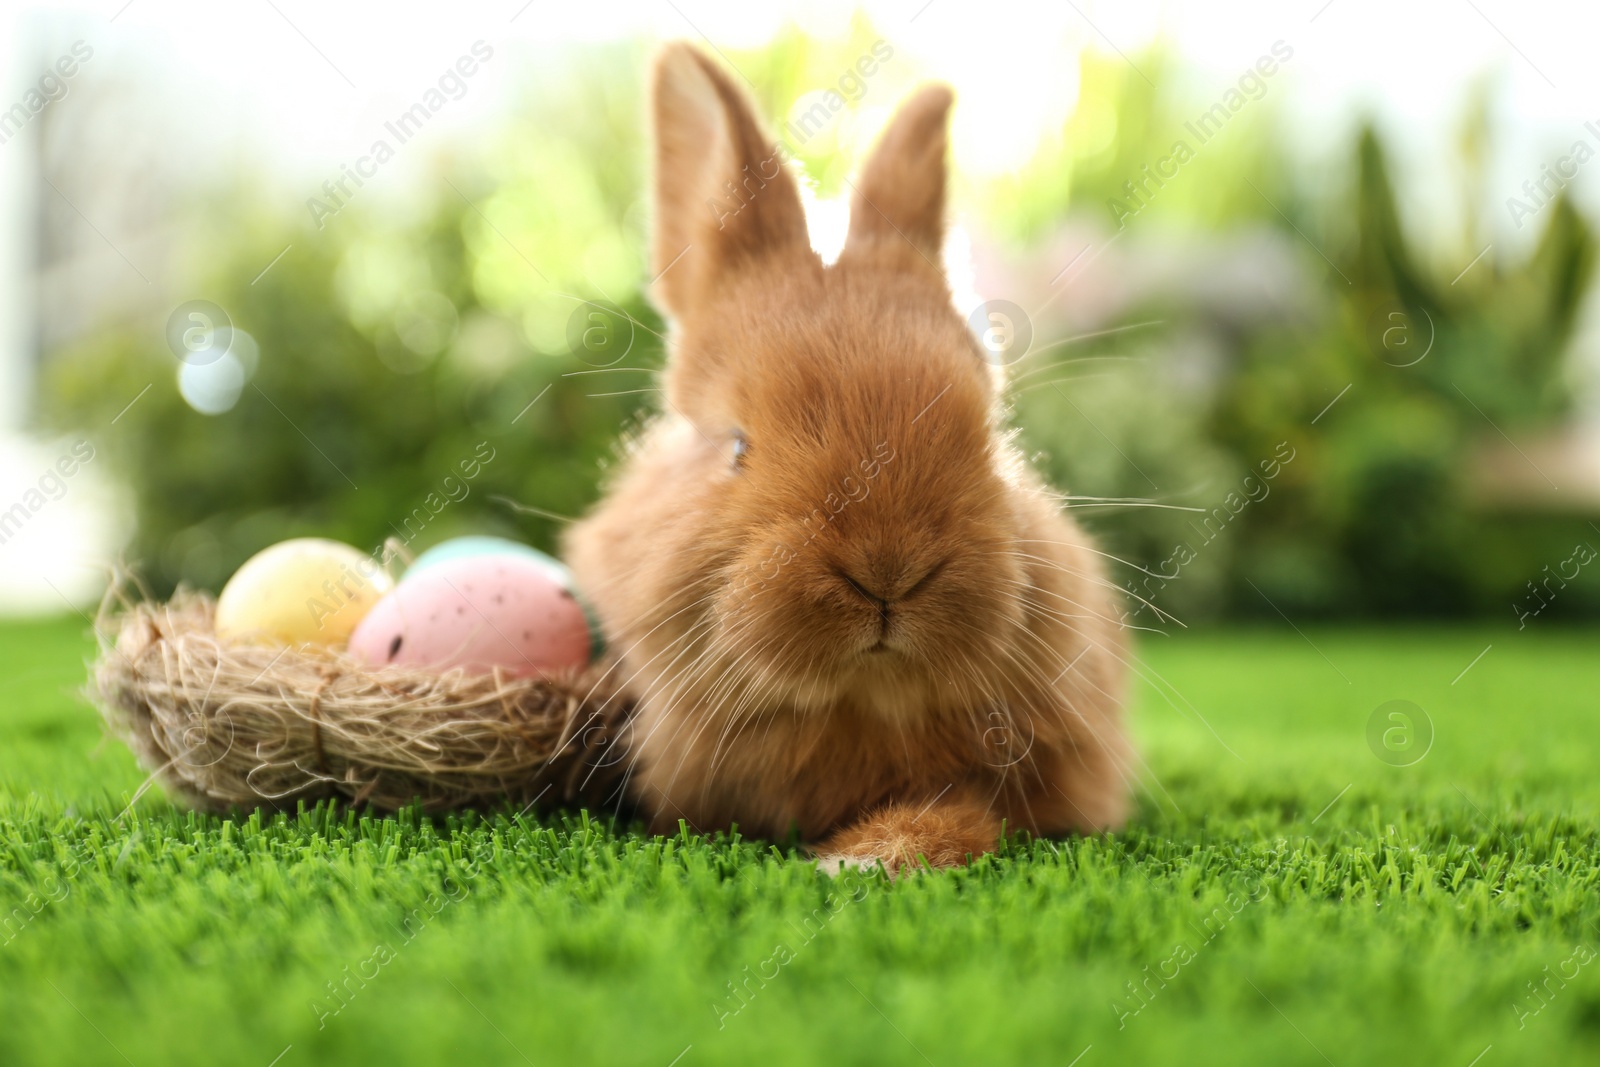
[{"left": 89, "top": 588, "right": 635, "bottom": 815}]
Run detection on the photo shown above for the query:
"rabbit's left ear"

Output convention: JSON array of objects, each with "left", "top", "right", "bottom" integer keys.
[
  {"left": 838, "top": 84, "right": 954, "bottom": 275},
  {"left": 650, "top": 42, "right": 814, "bottom": 319}
]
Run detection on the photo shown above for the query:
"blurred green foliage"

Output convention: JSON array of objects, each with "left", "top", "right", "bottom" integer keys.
[
  {"left": 1001, "top": 53, "right": 1599, "bottom": 623},
  {"left": 1208, "top": 130, "right": 1597, "bottom": 619},
  {"left": 41, "top": 29, "right": 1600, "bottom": 621},
  {"left": 46, "top": 45, "right": 665, "bottom": 594}
]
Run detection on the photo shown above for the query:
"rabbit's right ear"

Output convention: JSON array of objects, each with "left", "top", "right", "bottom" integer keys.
[{"left": 650, "top": 43, "right": 813, "bottom": 318}]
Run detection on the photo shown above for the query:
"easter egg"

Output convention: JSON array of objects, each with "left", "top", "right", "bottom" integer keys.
[
  {"left": 403, "top": 536, "right": 605, "bottom": 660},
  {"left": 347, "top": 555, "right": 591, "bottom": 678},
  {"left": 406, "top": 536, "right": 566, "bottom": 585},
  {"left": 214, "top": 538, "right": 391, "bottom": 646}
]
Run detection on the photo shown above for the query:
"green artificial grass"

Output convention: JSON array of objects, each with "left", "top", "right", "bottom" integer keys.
[{"left": 2, "top": 616, "right": 1597, "bottom": 1066}]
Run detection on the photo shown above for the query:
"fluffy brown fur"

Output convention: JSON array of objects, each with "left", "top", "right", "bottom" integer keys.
[{"left": 565, "top": 43, "right": 1133, "bottom": 873}]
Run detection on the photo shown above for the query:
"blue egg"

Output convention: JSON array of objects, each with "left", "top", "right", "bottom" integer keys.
[{"left": 407, "top": 536, "right": 567, "bottom": 585}]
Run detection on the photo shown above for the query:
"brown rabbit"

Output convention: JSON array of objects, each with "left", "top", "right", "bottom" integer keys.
[{"left": 565, "top": 42, "right": 1133, "bottom": 873}]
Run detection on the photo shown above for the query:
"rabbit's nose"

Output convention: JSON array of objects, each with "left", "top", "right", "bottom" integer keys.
[
  {"left": 835, "top": 559, "right": 947, "bottom": 608},
  {"left": 837, "top": 568, "right": 891, "bottom": 610}
]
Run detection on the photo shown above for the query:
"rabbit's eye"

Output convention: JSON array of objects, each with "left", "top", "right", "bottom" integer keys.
[{"left": 730, "top": 429, "right": 749, "bottom": 472}]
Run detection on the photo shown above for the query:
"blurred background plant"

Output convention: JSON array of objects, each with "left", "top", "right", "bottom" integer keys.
[
  {"left": 14, "top": 5, "right": 1600, "bottom": 625},
  {"left": 1004, "top": 57, "right": 1600, "bottom": 622}
]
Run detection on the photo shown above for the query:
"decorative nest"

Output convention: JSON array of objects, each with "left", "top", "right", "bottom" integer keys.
[{"left": 89, "top": 590, "right": 636, "bottom": 815}]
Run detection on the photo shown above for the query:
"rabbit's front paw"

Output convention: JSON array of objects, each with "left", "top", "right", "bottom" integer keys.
[
  {"left": 813, "top": 797, "right": 1000, "bottom": 876},
  {"left": 812, "top": 852, "right": 895, "bottom": 878}
]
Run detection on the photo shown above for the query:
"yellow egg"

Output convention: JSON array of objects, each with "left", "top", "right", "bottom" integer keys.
[{"left": 214, "top": 538, "right": 392, "bottom": 646}]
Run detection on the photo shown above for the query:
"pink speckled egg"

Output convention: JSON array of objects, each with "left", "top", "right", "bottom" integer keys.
[{"left": 347, "top": 555, "right": 591, "bottom": 678}]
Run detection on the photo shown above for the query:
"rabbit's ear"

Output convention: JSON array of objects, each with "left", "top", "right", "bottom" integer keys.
[
  {"left": 839, "top": 84, "right": 954, "bottom": 275},
  {"left": 650, "top": 43, "right": 812, "bottom": 318}
]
